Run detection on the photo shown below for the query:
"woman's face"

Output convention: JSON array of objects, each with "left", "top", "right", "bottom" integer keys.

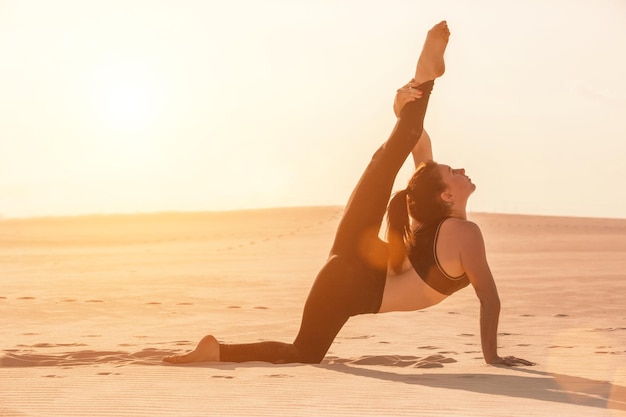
[{"left": 437, "top": 164, "right": 476, "bottom": 200}]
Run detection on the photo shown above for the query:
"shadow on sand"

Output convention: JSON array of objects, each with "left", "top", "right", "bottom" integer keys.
[{"left": 324, "top": 362, "right": 626, "bottom": 412}]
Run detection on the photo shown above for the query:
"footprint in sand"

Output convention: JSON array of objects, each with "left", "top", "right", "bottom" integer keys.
[
  {"left": 351, "top": 355, "right": 421, "bottom": 367},
  {"left": 589, "top": 327, "right": 626, "bottom": 332},
  {"left": 173, "top": 341, "right": 193, "bottom": 346},
  {"left": 340, "top": 354, "right": 458, "bottom": 369},
  {"left": 343, "top": 335, "right": 373, "bottom": 340},
  {"left": 422, "top": 355, "right": 457, "bottom": 364},
  {"left": 595, "top": 346, "right": 623, "bottom": 355},
  {"left": 26, "top": 343, "right": 52, "bottom": 348},
  {"left": 414, "top": 355, "right": 458, "bottom": 368},
  {"left": 228, "top": 306, "right": 241, "bottom": 309},
  {"left": 414, "top": 362, "right": 443, "bottom": 369},
  {"left": 554, "top": 314, "right": 569, "bottom": 317},
  {"left": 30, "top": 343, "right": 88, "bottom": 348},
  {"left": 253, "top": 306, "right": 269, "bottom": 310}
]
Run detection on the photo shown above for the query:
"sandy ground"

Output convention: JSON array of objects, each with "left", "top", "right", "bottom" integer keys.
[{"left": 1, "top": 206, "right": 625, "bottom": 416}]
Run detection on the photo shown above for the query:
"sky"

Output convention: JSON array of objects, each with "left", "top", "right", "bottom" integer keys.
[{"left": 1, "top": 0, "right": 625, "bottom": 219}]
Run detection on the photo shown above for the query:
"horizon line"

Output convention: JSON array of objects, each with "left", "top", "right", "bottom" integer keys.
[{"left": 1, "top": 205, "right": 624, "bottom": 223}]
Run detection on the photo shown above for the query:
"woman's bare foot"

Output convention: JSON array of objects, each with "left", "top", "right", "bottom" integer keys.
[
  {"left": 162, "top": 335, "right": 220, "bottom": 364},
  {"left": 414, "top": 20, "right": 450, "bottom": 85}
]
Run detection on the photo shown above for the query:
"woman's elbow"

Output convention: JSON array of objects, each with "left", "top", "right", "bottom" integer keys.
[{"left": 480, "top": 295, "right": 501, "bottom": 313}]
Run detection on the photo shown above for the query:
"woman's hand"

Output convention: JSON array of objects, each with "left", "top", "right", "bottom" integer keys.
[
  {"left": 489, "top": 356, "right": 536, "bottom": 367},
  {"left": 393, "top": 79, "right": 423, "bottom": 118}
]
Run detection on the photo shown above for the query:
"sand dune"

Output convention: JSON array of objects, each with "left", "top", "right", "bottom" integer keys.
[{"left": 1, "top": 207, "right": 625, "bottom": 416}]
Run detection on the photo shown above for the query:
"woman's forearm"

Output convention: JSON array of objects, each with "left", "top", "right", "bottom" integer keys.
[
  {"left": 411, "top": 129, "right": 433, "bottom": 168},
  {"left": 480, "top": 299, "right": 501, "bottom": 363}
]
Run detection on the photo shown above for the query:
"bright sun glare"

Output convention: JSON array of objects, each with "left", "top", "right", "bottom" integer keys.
[
  {"left": 78, "top": 59, "right": 172, "bottom": 180},
  {"left": 101, "top": 83, "right": 151, "bottom": 129},
  {"left": 88, "top": 60, "right": 163, "bottom": 134}
]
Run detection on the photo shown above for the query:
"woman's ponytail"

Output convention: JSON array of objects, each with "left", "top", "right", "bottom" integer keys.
[{"left": 386, "top": 189, "right": 411, "bottom": 274}]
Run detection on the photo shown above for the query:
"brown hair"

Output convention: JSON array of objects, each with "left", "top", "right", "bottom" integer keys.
[{"left": 386, "top": 160, "right": 451, "bottom": 274}]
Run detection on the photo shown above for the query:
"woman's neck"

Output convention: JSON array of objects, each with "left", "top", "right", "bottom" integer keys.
[{"left": 449, "top": 207, "right": 467, "bottom": 220}]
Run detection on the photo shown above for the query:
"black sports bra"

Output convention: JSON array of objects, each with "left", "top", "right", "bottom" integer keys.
[{"left": 407, "top": 218, "right": 470, "bottom": 296}]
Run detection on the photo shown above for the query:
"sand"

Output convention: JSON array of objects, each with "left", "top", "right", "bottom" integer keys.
[{"left": 1, "top": 206, "right": 625, "bottom": 416}]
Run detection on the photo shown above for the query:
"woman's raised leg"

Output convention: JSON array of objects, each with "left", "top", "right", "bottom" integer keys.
[{"left": 329, "top": 21, "right": 450, "bottom": 267}]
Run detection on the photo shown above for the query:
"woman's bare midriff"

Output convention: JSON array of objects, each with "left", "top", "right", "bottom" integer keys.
[{"left": 378, "top": 257, "right": 448, "bottom": 313}]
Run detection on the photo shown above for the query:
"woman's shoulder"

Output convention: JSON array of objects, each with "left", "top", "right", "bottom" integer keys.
[{"left": 440, "top": 217, "right": 483, "bottom": 241}]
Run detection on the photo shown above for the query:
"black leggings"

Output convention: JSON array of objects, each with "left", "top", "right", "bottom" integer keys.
[{"left": 219, "top": 81, "right": 435, "bottom": 363}]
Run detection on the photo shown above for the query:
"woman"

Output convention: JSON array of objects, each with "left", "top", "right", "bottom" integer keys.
[{"left": 164, "top": 21, "right": 533, "bottom": 367}]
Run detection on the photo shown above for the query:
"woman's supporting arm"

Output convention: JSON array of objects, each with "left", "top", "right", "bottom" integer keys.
[
  {"left": 458, "top": 221, "right": 535, "bottom": 366},
  {"left": 458, "top": 221, "right": 501, "bottom": 363}
]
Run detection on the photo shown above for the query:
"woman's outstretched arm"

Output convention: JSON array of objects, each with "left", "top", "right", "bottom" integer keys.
[
  {"left": 411, "top": 130, "right": 433, "bottom": 168},
  {"left": 457, "top": 221, "right": 535, "bottom": 366}
]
